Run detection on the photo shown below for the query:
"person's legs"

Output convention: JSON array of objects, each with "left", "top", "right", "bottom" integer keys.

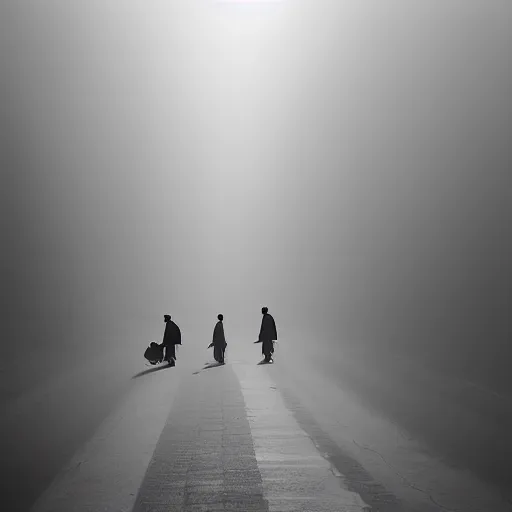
[
  {"left": 262, "top": 340, "right": 272, "bottom": 362},
  {"left": 164, "top": 344, "right": 176, "bottom": 364}
]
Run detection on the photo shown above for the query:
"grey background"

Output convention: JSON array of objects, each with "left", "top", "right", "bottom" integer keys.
[
  {"left": 1, "top": 1, "right": 512, "bottom": 508},
  {"left": 2, "top": 0, "right": 511, "bottom": 392}
]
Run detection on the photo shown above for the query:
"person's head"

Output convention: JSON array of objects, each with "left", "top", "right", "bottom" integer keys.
[
  {"left": 218, "top": 314, "right": 223, "bottom": 321},
  {"left": 164, "top": 314, "right": 171, "bottom": 322},
  {"left": 261, "top": 307, "right": 268, "bottom": 315}
]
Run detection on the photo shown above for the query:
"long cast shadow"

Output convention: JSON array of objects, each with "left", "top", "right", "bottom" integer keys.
[
  {"left": 192, "top": 361, "right": 226, "bottom": 375},
  {"left": 132, "top": 364, "right": 170, "bottom": 379}
]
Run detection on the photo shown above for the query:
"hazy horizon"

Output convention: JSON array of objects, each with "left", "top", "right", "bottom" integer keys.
[{"left": 2, "top": 0, "right": 512, "bottom": 394}]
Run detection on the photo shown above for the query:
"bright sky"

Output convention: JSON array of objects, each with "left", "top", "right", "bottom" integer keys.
[{"left": 2, "top": 0, "right": 512, "bottom": 345}]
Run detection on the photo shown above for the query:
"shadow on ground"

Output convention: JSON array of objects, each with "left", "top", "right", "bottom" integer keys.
[
  {"left": 132, "top": 364, "right": 170, "bottom": 379},
  {"left": 192, "top": 362, "right": 226, "bottom": 375}
]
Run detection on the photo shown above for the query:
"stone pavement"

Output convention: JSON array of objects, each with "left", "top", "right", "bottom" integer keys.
[
  {"left": 133, "top": 364, "right": 268, "bottom": 512},
  {"left": 24, "top": 342, "right": 512, "bottom": 512},
  {"left": 29, "top": 348, "right": 375, "bottom": 512},
  {"left": 233, "top": 364, "right": 373, "bottom": 512},
  {"left": 133, "top": 361, "right": 371, "bottom": 512}
]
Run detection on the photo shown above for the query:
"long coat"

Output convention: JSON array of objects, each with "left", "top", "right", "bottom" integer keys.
[
  {"left": 212, "top": 321, "right": 226, "bottom": 362},
  {"left": 213, "top": 321, "right": 226, "bottom": 346},
  {"left": 163, "top": 320, "right": 182, "bottom": 346},
  {"left": 259, "top": 313, "right": 277, "bottom": 341}
]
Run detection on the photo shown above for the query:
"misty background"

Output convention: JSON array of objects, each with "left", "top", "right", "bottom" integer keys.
[
  {"left": 3, "top": 0, "right": 512, "bottom": 395},
  {"left": 0, "top": 0, "right": 512, "bottom": 510},
  {"left": 1, "top": 2, "right": 512, "bottom": 502}
]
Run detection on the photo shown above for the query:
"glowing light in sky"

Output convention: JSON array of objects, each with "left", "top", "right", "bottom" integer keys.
[{"left": 215, "top": 1, "right": 284, "bottom": 3}]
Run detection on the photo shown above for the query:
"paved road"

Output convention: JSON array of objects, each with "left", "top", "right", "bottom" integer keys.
[{"left": 3, "top": 336, "right": 512, "bottom": 511}]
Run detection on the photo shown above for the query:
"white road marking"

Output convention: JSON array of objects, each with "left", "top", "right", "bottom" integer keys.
[{"left": 232, "top": 362, "right": 371, "bottom": 511}]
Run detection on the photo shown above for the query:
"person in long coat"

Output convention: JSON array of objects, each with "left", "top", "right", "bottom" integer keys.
[
  {"left": 162, "top": 314, "right": 181, "bottom": 366},
  {"left": 210, "top": 314, "right": 227, "bottom": 364},
  {"left": 258, "top": 306, "right": 277, "bottom": 362}
]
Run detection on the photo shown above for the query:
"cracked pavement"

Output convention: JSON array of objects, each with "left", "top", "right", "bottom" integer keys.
[{"left": 5, "top": 338, "right": 510, "bottom": 512}]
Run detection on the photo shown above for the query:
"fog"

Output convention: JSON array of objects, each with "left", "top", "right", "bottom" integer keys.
[
  {"left": 2, "top": 1, "right": 512, "bottom": 509},
  {"left": 2, "top": 0, "right": 512, "bottom": 420}
]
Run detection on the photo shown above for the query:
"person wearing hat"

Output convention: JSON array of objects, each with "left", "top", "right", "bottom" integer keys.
[
  {"left": 257, "top": 306, "right": 277, "bottom": 363},
  {"left": 208, "top": 314, "right": 227, "bottom": 364},
  {"left": 162, "top": 314, "right": 181, "bottom": 366}
]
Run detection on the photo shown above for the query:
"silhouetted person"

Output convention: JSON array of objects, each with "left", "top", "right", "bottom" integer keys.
[
  {"left": 258, "top": 306, "right": 277, "bottom": 362},
  {"left": 162, "top": 314, "right": 181, "bottom": 366},
  {"left": 209, "top": 314, "right": 227, "bottom": 364}
]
